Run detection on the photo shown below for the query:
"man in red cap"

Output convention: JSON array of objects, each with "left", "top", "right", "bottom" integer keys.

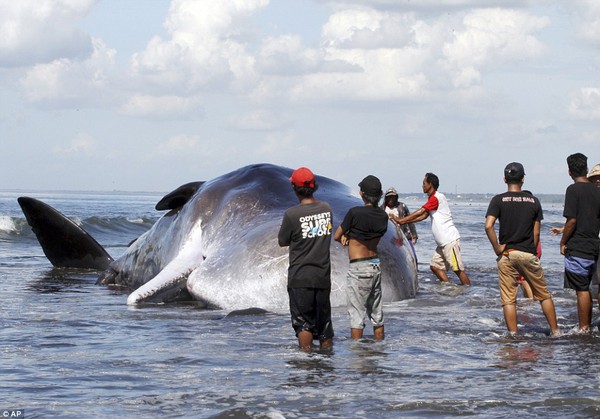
[
  {"left": 278, "top": 167, "right": 334, "bottom": 351},
  {"left": 334, "top": 175, "right": 388, "bottom": 341}
]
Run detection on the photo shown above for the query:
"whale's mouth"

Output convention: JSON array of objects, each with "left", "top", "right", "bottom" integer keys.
[
  {"left": 126, "top": 272, "right": 191, "bottom": 305},
  {"left": 127, "top": 222, "right": 205, "bottom": 305},
  {"left": 96, "top": 266, "right": 119, "bottom": 286}
]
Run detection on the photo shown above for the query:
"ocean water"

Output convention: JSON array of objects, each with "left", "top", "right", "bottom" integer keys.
[{"left": 1, "top": 190, "right": 599, "bottom": 418}]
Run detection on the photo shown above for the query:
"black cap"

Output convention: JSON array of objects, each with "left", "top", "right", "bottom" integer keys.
[
  {"left": 359, "top": 175, "right": 382, "bottom": 196},
  {"left": 504, "top": 162, "right": 525, "bottom": 181}
]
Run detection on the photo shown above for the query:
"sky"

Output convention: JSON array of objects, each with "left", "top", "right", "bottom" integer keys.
[{"left": 1, "top": 0, "right": 600, "bottom": 195}]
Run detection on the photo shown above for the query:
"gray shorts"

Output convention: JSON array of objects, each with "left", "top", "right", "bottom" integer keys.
[{"left": 346, "top": 259, "right": 383, "bottom": 329}]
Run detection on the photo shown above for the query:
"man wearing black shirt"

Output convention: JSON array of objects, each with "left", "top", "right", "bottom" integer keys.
[
  {"left": 278, "top": 167, "right": 334, "bottom": 351},
  {"left": 485, "top": 162, "right": 559, "bottom": 336},
  {"left": 334, "top": 175, "right": 388, "bottom": 340},
  {"left": 560, "top": 153, "right": 600, "bottom": 333}
]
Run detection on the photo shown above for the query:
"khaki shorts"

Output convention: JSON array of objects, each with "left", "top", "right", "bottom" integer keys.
[
  {"left": 430, "top": 239, "right": 465, "bottom": 272},
  {"left": 497, "top": 250, "right": 552, "bottom": 306}
]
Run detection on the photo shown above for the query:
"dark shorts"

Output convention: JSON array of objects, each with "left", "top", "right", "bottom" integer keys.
[
  {"left": 288, "top": 287, "right": 334, "bottom": 341},
  {"left": 564, "top": 255, "right": 597, "bottom": 291}
]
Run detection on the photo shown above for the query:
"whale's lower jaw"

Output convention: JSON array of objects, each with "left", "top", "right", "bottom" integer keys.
[{"left": 127, "top": 274, "right": 191, "bottom": 305}]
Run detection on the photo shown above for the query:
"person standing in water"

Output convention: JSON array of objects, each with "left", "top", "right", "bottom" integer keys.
[
  {"left": 278, "top": 167, "right": 334, "bottom": 351},
  {"left": 392, "top": 173, "right": 471, "bottom": 285},
  {"left": 551, "top": 163, "right": 600, "bottom": 314},
  {"left": 485, "top": 162, "right": 559, "bottom": 336},
  {"left": 559, "top": 153, "right": 600, "bottom": 333},
  {"left": 334, "top": 175, "right": 388, "bottom": 341},
  {"left": 383, "top": 187, "right": 418, "bottom": 245}
]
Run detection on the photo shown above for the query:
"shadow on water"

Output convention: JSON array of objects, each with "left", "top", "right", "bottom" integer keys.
[
  {"left": 345, "top": 340, "right": 392, "bottom": 376},
  {"left": 26, "top": 267, "right": 100, "bottom": 294},
  {"left": 286, "top": 353, "right": 335, "bottom": 381}
]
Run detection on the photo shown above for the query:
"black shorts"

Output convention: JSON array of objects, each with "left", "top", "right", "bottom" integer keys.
[
  {"left": 564, "top": 255, "right": 597, "bottom": 292},
  {"left": 288, "top": 287, "right": 334, "bottom": 341}
]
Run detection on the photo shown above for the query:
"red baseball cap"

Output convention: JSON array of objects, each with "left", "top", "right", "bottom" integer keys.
[{"left": 290, "top": 167, "right": 315, "bottom": 188}]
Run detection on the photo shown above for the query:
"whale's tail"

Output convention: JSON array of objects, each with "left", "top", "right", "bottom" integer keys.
[
  {"left": 17, "top": 182, "right": 204, "bottom": 271},
  {"left": 17, "top": 197, "right": 113, "bottom": 270}
]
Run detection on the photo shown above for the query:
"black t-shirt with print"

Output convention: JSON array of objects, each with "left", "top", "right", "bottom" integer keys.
[
  {"left": 278, "top": 201, "right": 333, "bottom": 288},
  {"left": 486, "top": 191, "right": 542, "bottom": 254}
]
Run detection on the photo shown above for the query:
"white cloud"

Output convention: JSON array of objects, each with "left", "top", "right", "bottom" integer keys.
[
  {"left": 574, "top": 0, "right": 600, "bottom": 45},
  {"left": 256, "top": 131, "right": 296, "bottom": 157},
  {"left": 20, "top": 38, "right": 116, "bottom": 106},
  {"left": 156, "top": 134, "right": 199, "bottom": 156},
  {"left": 253, "top": 9, "right": 431, "bottom": 103},
  {"left": 230, "top": 109, "right": 290, "bottom": 131},
  {"left": 0, "top": 0, "right": 96, "bottom": 67},
  {"left": 7, "top": 2, "right": 553, "bottom": 115},
  {"left": 257, "top": 35, "right": 322, "bottom": 75},
  {"left": 53, "top": 132, "right": 98, "bottom": 155},
  {"left": 321, "top": 8, "right": 416, "bottom": 49},
  {"left": 442, "top": 8, "right": 549, "bottom": 88},
  {"left": 120, "top": 94, "right": 203, "bottom": 119},
  {"left": 260, "top": 7, "right": 549, "bottom": 103},
  {"left": 317, "top": 0, "right": 539, "bottom": 10},
  {"left": 129, "top": 0, "right": 269, "bottom": 94},
  {"left": 150, "top": 134, "right": 227, "bottom": 175},
  {"left": 569, "top": 87, "right": 600, "bottom": 120}
]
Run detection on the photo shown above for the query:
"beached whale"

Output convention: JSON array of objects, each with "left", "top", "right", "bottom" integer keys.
[{"left": 18, "top": 163, "right": 418, "bottom": 310}]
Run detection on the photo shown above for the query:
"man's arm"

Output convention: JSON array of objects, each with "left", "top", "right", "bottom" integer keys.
[
  {"left": 560, "top": 217, "right": 577, "bottom": 255},
  {"left": 278, "top": 215, "right": 291, "bottom": 247},
  {"left": 393, "top": 207, "right": 429, "bottom": 225},
  {"left": 334, "top": 225, "right": 343, "bottom": 242},
  {"left": 533, "top": 220, "right": 541, "bottom": 248},
  {"left": 407, "top": 221, "right": 418, "bottom": 242},
  {"left": 401, "top": 204, "right": 418, "bottom": 239},
  {"left": 334, "top": 225, "right": 349, "bottom": 246},
  {"left": 484, "top": 215, "right": 505, "bottom": 256},
  {"left": 278, "top": 233, "right": 289, "bottom": 247}
]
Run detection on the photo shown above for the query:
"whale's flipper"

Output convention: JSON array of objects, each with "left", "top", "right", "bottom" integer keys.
[
  {"left": 17, "top": 197, "right": 113, "bottom": 270},
  {"left": 155, "top": 181, "right": 204, "bottom": 211}
]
